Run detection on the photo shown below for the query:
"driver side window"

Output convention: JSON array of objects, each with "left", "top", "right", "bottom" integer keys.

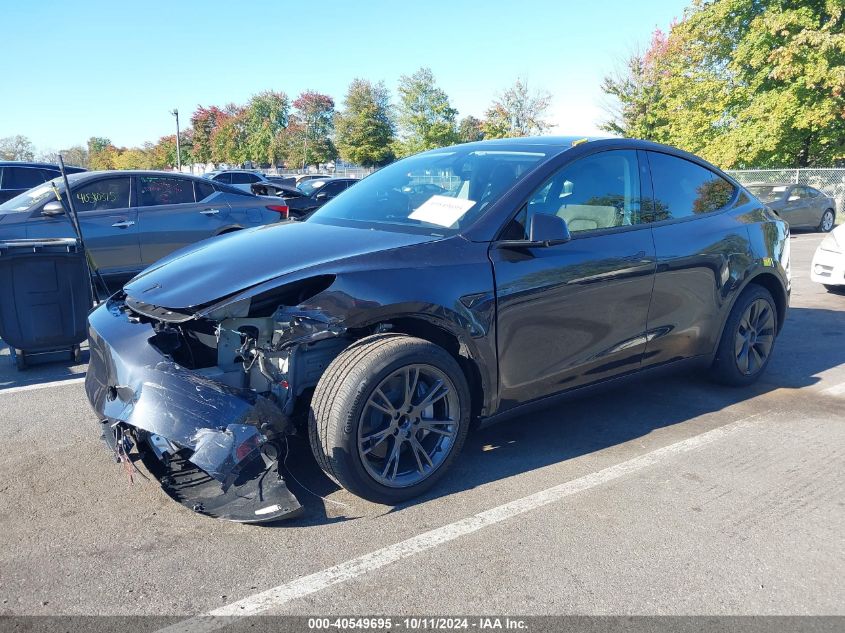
[{"left": 504, "top": 150, "right": 642, "bottom": 239}]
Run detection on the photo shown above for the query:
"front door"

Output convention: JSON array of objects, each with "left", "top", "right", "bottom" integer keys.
[
  {"left": 26, "top": 175, "right": 140, "bottom": 282},
  {"left": 490, "top": 149, "right": 656, "bottom": 410}
]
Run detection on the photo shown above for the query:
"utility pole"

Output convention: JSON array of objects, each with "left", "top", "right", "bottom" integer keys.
[
  {"left": 302, "top": 118, "right": 308, "bottom": 171},
  {"left": 171, "top": 108, "right": 181, "bottom": 172}
]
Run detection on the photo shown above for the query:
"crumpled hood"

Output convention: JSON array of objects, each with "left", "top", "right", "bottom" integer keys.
[{"left": 124, "top": 220, "right": 437, "bottom": 309}]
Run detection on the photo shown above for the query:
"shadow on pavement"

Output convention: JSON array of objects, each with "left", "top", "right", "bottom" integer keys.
[{"left": 279, "top": 305, "right": 845, "bottom": 525}]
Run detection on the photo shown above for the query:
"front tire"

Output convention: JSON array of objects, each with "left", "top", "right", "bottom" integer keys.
[
  {"left": 819, "top": 209, "right": 835, "bottom": 233},
  {"left": 309, "top": 334, "right": 471, "bottom": 504},
  {"left": 710, "top": 285, "right": 778, "bottom": 386}
]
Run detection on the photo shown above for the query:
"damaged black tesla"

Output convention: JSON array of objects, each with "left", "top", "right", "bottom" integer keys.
[{"left": 85, "top": 137, "right": 790, "bottom": 522}]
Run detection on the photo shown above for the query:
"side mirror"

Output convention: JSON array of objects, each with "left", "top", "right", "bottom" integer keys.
[
  {"left": 788, "top": 195, "right": 800, "bottom": 202},
  {"left": 528, "top": 213, "right": 571, "bottom": 245},
  {"left": 495, "top": 213, "right": 571, "bottom": 249},
  {"left": 315, "top": 191, "right": 329, "bottom": 201},
  {"left": 42, "top": 200, "right": 65, "bottom": 217}
]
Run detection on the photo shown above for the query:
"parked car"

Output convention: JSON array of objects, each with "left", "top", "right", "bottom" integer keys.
[
  {"left": 260, "top": 177, "right": 358, "bottom": 219},
  {"left": 0, "top": 161, "right": 86, "bottom": 203},
  {"left": 203, "top": 169, "right": 290, "bottom": 193},
  {"left": 810, "top": 223, "right": 845, "bottom": 293},
  {"left": 746, "top": 183, "right": 836, "bottom": 232},
  {"left": 85, "top": 137, "right": 789, "bottom": 522},
  {"left": 0, "top": 170, "right": 290, "bottom": 289}
]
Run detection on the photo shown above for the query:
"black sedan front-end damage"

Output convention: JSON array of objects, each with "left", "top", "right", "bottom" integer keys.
[{"left": 85, "top": 296, "right": 307, "bottom": 522}]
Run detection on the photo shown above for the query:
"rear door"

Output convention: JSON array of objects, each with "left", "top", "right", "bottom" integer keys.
[
  {"left": 640, "top": 151, "right": 741, "bottom": 366},
  {"left": 25, "top": 175, "right": 140, "bottom": 281},
  {"left": 136, "top": 175, "right": 232, "bottom": 266}
]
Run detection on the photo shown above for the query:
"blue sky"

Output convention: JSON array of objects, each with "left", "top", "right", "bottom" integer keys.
[{"left": 2, "top": 0, "right": 687, "bottom": 153}]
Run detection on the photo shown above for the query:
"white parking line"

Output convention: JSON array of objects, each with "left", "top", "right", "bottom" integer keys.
[
  {"left": 157, "top": 413, "right": 763, "bottom": 633},
  {"left": 0, "top": 376, "right": 86, "bottom": 395}
]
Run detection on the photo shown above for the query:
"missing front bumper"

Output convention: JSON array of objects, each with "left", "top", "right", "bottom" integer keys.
[{"left": 87, "top": 299, "right": 303, "bottom": 523}]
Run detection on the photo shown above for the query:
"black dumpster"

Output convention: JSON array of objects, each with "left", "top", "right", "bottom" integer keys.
[{"left": 0, "top": 238, "right": 92, "bottom": 369}]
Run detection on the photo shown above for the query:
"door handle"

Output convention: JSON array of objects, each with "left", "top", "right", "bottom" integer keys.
[
  {"left": 200, "top": 208, "right": 221, "bottom": 215},
  {"left": 111, "top": 220, "right": 135, "bottom": 228}
]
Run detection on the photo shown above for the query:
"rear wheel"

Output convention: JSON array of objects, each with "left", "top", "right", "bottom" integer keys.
[
  {"left": 819, "top": 209, "right": 835, "bottom": 233},
  {"left": 309, "top": 334, "right": 471, "bottom": 504},
  {"left": 710, "top": 285, "right": 778, "bottom": 386}
]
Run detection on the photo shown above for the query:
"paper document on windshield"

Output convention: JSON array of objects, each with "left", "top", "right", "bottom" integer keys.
[{"left": 408, "top": 195, "right": 476, "bottom": 227}]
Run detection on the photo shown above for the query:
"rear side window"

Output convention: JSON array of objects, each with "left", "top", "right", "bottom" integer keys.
[
  {"left": 647, "top": 152, "right": 736, "bottom": 221},
  {"left": 138, "top": 176, "right": 195, "bottom": 206},
  {"left": 212, "top": 173, "right": 231, "bottom": 184},
  {"left": 231, "top": 172, "right": 260, "bottom": 184},
  {"left": 72, "top": 177, "right": 131, "bottom": 212},
  {"left": 4, "top": 167, "right": 46, "bottom": 190},
  {"left": 195, "top": 180, "right": 216, "bottom": 201}
]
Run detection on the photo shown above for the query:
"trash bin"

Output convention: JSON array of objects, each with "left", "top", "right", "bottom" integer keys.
[{"left": 0, "top": 238, "right": 92, "bottom": 370}]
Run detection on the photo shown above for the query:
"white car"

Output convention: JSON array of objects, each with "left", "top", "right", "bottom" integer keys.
[{"left": 811, "top": 223, "right": 845, "bottom": 293}]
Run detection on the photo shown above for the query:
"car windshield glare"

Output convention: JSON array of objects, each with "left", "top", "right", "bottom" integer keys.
[
  {"left": 307, "top": 149, "right": 548, "bottom": 234},
  {"left": 299, "top": 180, "right": 328, "bottom": 196},
  {"left": 748, "top": 185, "right": 788, "bottom": 203},
  {"left": 0, "top": 179, "right": 64, "bottom": 212}
]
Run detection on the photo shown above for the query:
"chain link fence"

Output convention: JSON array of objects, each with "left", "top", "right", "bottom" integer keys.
[{"left": 728, "top": 168, "right": 845, "bottom": 218}]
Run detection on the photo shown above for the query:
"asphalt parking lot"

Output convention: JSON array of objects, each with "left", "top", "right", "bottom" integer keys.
[{"left": 0, "top": 231, "right": 842, "bottom": 619}]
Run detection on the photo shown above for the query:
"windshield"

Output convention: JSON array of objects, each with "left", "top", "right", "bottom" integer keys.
[
  {"left": 747, "top": 184, "right": 788, "bottom": 203},
  {"left": 0, "top": 179, "right": 64, "bottom": 212},
  {"left": 299, "top": 180, "right": 329, "bottom": 196},
  {"left": 308, "top": 149, "right": 547, "bottom": 234}
]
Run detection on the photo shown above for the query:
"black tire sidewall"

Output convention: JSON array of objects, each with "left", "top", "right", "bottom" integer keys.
[
  {"left": 313, "top": 336, "right": 471, "bottom": 505},
  {"left": 712, "top": 285, "right": 778, "bottom": 386}
]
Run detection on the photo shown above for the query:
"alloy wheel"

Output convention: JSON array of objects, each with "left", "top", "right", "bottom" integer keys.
[
  {"left": 358, "top": 364, "right": 460, "bottom": 488},
  {"left": 734, "top": 298, "right": 775, "bottom": 376},
  {"left": 822, "top": 210, "right": 834, "bottom": 232}
]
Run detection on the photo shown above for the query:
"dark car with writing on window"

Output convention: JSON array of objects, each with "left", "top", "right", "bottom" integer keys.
[
  {"left": 0, "top": 170, "right": 291, "bottom": 289},
  {"left": 0, "top": 161, "right": 86, "bottom": 203},
  {"left": 84, "top": 137, "right": 790, "bottom": 523}
]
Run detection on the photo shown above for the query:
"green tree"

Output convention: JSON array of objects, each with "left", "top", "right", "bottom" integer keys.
[
  {"left": 87, "top": 137, "right": 118, "bottom": 170},
  {"left": 0, "top": 135, "right": 35, "bottom": 161},
  {"left": 244, "top": 91, "right": 290, "bottom": 165},
  {"left": 603, "top": 1, "right": 845, "bottom": 168},
  {"left": 287, "top": 91, "right": 337, "bottom": 168},
  {"left": 210, "top": 109, "right": 248, "bottom": 165},
  {"left": 482, "top": 78, "right": 552, "bottom": 139},
  {"left": 335, "top": 79, "right": 396, "bottom": 166},
  {"left": 395, "top": 67, "right": 459, "bottom": 156},
  {"left": 458, "top": 115, "right": 484, "bottom": 143}
]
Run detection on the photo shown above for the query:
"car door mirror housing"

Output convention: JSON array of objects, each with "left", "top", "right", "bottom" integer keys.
[
  {"left": 529, "top": 213, "right": 571, "bottom": 244},
  {"left": 496, "top": 213, "right": 571, "bottom": 249},
  {"left": 315, "top": 191, "right": 329, "bottom": 200},
  {"left": 42, "top": 200, "right": 65, "bottom": 217},
  {"left": 788, "top": 195, "right": 800, "bottom": 202}
]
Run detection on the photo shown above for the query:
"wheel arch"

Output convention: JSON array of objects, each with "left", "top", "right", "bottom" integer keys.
[
  {"left": 379, "top": 316, "right": 487, "bottom": 422},
  {"left": 743, "top": 271, "right": 787, "bottom": 335}
]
